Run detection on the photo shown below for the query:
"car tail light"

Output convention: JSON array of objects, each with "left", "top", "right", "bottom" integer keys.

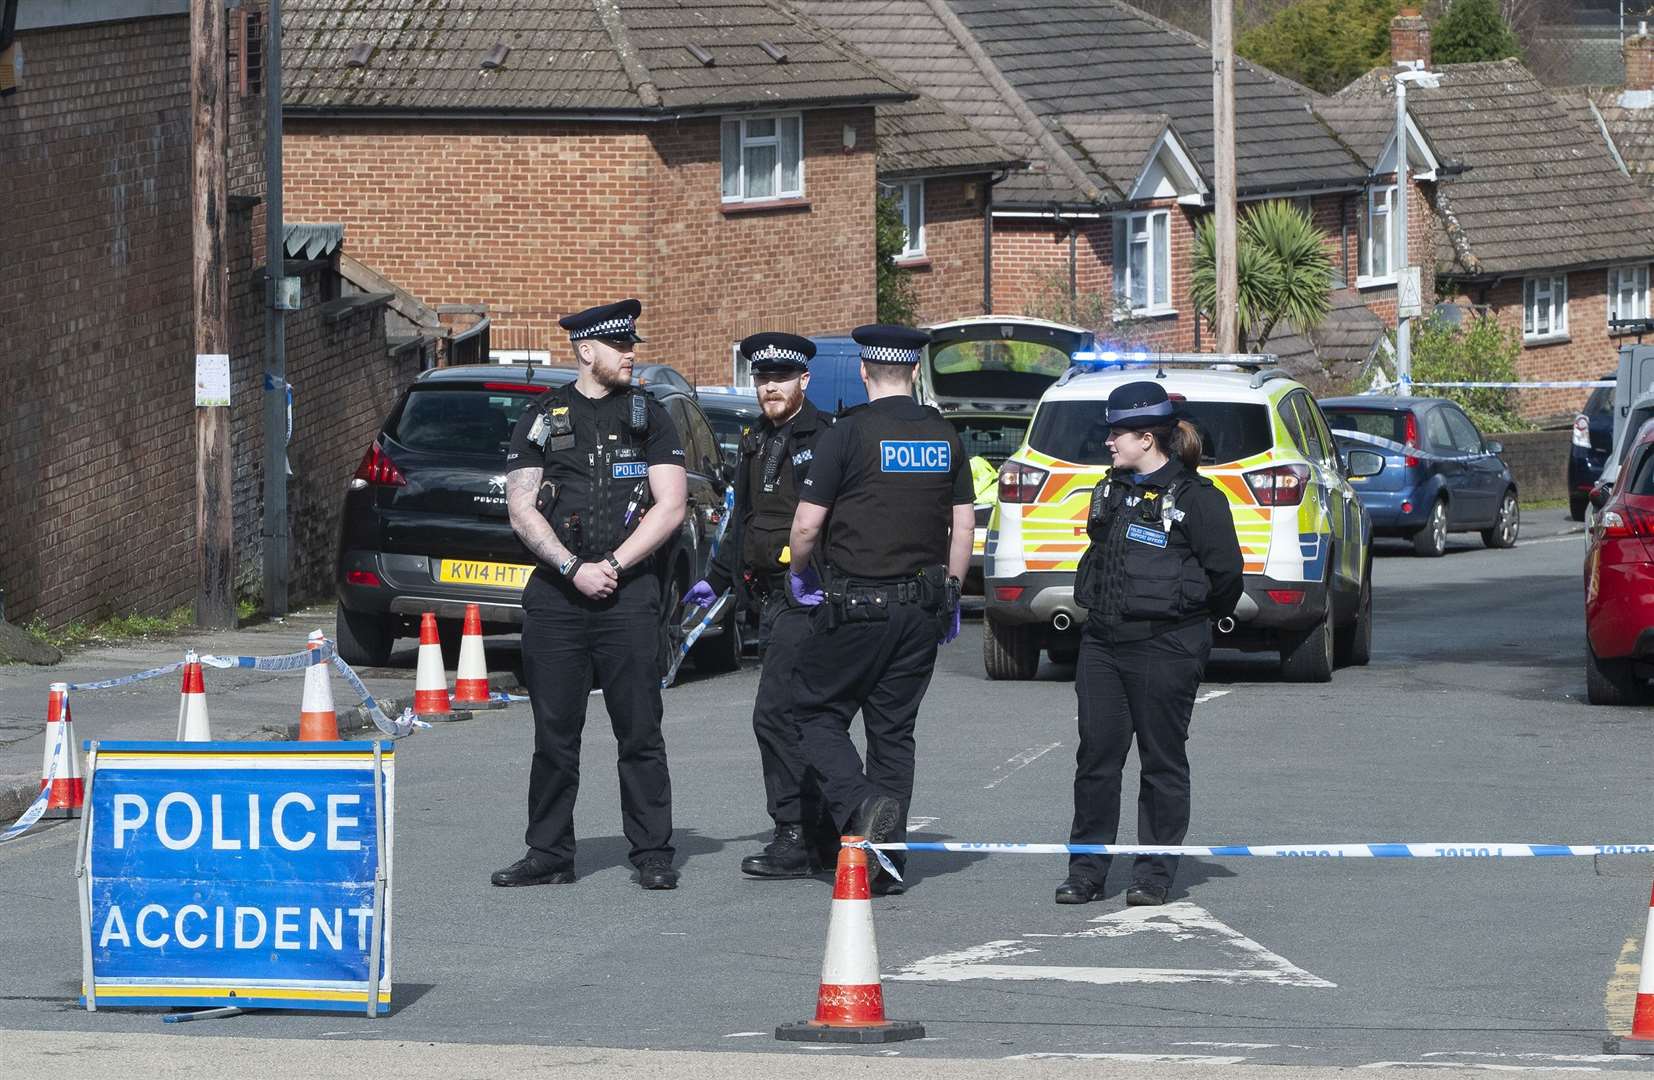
[
  {"left": 353, "top": 443, "right": 406, "bottom": 487},
  {"left": 1600, "top": 508, "right": 1654, "bottom": 539},
  {"left": 1403, "top": 412, "right": 1422, "bottom": 468},
  {"left": 1243, "top": 464, "right": 1310, "bottom": 506},
  {"left": 998, "top": 461, "right": 1050, "bottom": 504},
  {"left": 1266, "top": 589, "right": 1305, "bottom": 606},
  {"left": 994, "top": 586, "right": 1025, "bottom": 602},
  {"left": 484, "top": 382, "right": 549, "bottom": 394},
  {"left": 346, "top": 570, "right": 383, "bottom": 588}
]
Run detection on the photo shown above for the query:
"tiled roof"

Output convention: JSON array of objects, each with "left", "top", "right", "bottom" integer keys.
[
  {"left": 284, "top": 0, "right": 913, "bottom": 115},
  {"left": 1057, "top": 112, "right": 1171, "bottom": 193},
  {"left": 1313, "top": 98, "right": 1396, "bottom": 171},
  {"left": 1263, "top": 288, "right": 1385, "bottom": 394},
  {"left": 876, "top": 98, "right": 1024, "bottom": 175},
  {"left": 1341, "top": 60, "right": 1654, "bottom": 277},
  {"left": 1582, "top": 89, "right": 1654, "bottom": 196}
]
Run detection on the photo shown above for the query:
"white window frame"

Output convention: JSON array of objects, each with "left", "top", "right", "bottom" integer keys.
[
  {"left": 490, "top": 349, "right": 552, "bottom": 365},
  {"left": 1609, "top": 264, "right": 1650, "bottom": 328},
  {"left": 879, "top": 180, "right": 926, "bottom": 259},
  {"left": 1523, "top": 274, "right": 1569, "bottom": 342},
  {"left": 1112, "top": 208, "right": 1173, "bottom": 317},
  {"left": 1358, "top": 184, "right": 1396, "bottom": 285},
  {"left": 720, "top": 113, "right": 804, "bottom": 204}
]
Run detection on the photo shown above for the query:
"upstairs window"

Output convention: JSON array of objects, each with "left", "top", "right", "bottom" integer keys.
[
  {"left": 1609, "top": 264, "right": 1650, "bottom": 327},
  {"left": 1359, "top": 184, "right": 1395, "bottom": 282},
  {"left": 721, "top": 114, "right": 803, "bottom": 203}
]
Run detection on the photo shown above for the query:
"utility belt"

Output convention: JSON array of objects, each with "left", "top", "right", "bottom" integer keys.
[{"left": 821, "top": 565, "right": 955, "bottom": 629}]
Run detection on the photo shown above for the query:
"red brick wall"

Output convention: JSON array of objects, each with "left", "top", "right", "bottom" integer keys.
[
  {"left": 1627, "top": 35, "right": 1654, "bottom": 92},
  {"left": 284, "top": 109, "right": 879, "bottom": 384},
  {"left": 0, "top": 12, "right": 412, "bottom": 627},
  {"left": 903, "top": 176, "right": 987, "bottom": 325}
]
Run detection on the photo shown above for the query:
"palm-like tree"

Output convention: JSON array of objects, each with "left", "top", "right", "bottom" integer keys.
[{"left": 1191, "top": 199, "right": 1333, "bottom": 352}]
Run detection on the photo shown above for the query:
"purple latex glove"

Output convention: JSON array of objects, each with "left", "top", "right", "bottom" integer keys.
[
  {"left": 685, "top": 580, "right": 717, "bottom": 608},
  {"left": 788, "top": 567, "right": 824, "bottom": 607},
  {"left": 940, "top": 603, "right": 961, "bottom": 645}
]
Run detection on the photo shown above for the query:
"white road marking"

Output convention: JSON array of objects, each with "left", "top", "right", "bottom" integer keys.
[
  {"left": 984, "top": 741, "right": 1062, "bottom": 789},
  {"left": 721, "top": 1032, "right": 766, "bottom": 1038},
  {"left": 1361, "top": 1064, "right": 1599, "bottom": 1073},
  {"left": 890, "top": 901, "right": 1334, "bottom": 988},
  {"left": 1175, "top": 1041, "right": 1308, "bottom": 1050},
  {"left": 1422, "top": 1053, "right": 1628, "bottom": 1064},
  {"left": 1008, "top": 1053, "right": 1249, "bottom": 1065},
  {"left": 906, "top": 816, "right": 939, "bottom": 832},
  {"left": 1195, "top": 689, "right": 1232, "bottom": 704}
]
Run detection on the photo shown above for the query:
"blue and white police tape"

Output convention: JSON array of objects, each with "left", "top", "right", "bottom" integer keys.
[
  {"left": 707, "top": 485, "right": 736, "bottom": 563},
  {"left": 871, "top": 841, "right": 1654, "bottom": 858},
  {"left": 852, "top": 838, "right": 904, "bottom": 881},
  {"left": 1333, "top": 428, "right": 1489, "bottom": 465},
  {"left": 1407, "top": 380, "right": 1615, "bottom": 390},
  {"left": 0, "top": 719, "right": 64, "bottom": 845},
  {"left": 661, "top": 591, "right": 733, "bottom": 689},
  {"left": 64, "top": 660, "right": 189, "bottom": 693}
]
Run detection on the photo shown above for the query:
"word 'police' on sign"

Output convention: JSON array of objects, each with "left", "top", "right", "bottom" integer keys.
[{"left": 77, "top": 741, "right": 394, "bottom": 1016}]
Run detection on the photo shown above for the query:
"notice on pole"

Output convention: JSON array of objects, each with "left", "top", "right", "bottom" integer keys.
[
  {"left": 78, "top": 741, "right": 395, "bottom": 1015},
  {"left": 195, "top": 354, "right": 231, "bottom": 407},
  {"left": 1398, "top": 267, "right": 1423, "bottom": 319}
]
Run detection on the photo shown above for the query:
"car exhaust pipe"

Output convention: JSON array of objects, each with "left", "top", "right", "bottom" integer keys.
[
  {"left": 1216, "top": 616, "right": 1236, "bottom": 634},
  {"left": 1052, "top": 612, "right": 1072, "bottom": 632}
]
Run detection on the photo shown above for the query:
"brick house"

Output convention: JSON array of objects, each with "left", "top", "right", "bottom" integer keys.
[
  {"left": 283, "top": 0, "right": 995, "bottom": 384},
  {"left": 1339, "top": 40, "right": 1654, "bottom": 420},
  {"left": 0, "top": 0, "right": 421, "bottom": 626}
]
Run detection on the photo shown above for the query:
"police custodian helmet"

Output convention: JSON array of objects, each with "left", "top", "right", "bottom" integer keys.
[{"left": 1104, "top": 380, "right": 1179, "bottom": 430}]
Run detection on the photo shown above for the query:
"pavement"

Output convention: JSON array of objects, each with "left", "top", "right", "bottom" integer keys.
[{"left": 6, "top": 509, "right": 1654, "bottom": 1073}]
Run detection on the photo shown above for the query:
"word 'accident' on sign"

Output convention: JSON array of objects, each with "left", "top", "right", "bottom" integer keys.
[{"left": 79, "top": 742, "right": 395, "bottom": 1016}]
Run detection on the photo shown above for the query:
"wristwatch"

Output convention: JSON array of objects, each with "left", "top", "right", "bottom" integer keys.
[
  {"left": 558, "top": 554, "right": 581, "bottom": 577},
  {"left": 604, "top": 554, "right": 623, "bottom": 574}
]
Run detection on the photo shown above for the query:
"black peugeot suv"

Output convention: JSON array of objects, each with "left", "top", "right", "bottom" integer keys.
[{"left": 334, "top": 364, "right": 740, "bottom": 675}]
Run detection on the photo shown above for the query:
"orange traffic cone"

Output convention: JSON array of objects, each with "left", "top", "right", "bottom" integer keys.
[
  {"left": 451, "top": 604, "right": 501, "bottom": 710},
  {"left": 176, "top": 651, "right": 211, "bottom": 741},
  {"left": 39, "top": 682, "right": 83, "bottom": 819},
  {"left": 775, "top": 837, "right": 924, "bottom": 1044},
  {"left": 299, "top": 630, "right": 341, "bottom": 741},
  {"left": 1612, "top": 879, "right": 1654, "bottom": 1054},
  {"left": 412, "top": 612, "right": 457, "bottom": 722}
]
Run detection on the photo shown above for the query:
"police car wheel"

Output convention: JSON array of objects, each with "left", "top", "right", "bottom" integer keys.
[
  {"left": 1280, "top": 609, "right": 1334, "bottom": 683},
  {"left": 983, "top": 615, "right": 1040, "bottom": 680},
  {"left": 336, "top": 603, "right": 393, "bottom": 668},
  {"left": 1333, "top": 566, "right": 1372, "bottom": 668}
]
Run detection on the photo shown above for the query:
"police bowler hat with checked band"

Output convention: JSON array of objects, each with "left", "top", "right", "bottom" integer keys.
[{"left": 1104, "top": 380, "right": 1181, "bottom": 430}]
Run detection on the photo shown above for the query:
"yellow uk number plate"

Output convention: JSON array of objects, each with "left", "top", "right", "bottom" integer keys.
[{"left": 436, "top": 560, "right": 534, "bottom": 589}]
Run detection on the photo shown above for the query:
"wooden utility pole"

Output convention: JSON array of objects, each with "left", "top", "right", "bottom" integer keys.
[
  {"left": 193, "top": 0, "right": 234, "bottom": 628},
  {"left": 263, "top": 0, "right": 289, "bottom": 616},
  {"left": 1212, "top": 0, "right": 1239, "bottom": 353}
]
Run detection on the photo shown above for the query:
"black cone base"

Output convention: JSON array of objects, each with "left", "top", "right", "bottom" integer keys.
[{"left": 775, "top": 1019, "right": 925, "bottom": 1043}]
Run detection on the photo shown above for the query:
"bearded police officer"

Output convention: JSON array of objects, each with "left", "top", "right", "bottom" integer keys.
[
  {"left": 785, "top": 324, "right": 974, "bottom": 895},
  {"left": 494, "top": 299, "right": 688, "bottom": 892},
  {"left": 684, "top": 333, "right": 839, "bottom": 879},
  {"left": 1059, "top": 381, "right": 1242, "bottom": 907}
]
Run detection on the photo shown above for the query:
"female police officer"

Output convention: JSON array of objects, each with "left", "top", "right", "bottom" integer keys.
[{"left": 1056, "top": 381, "right": 1243, "bottom": 907}]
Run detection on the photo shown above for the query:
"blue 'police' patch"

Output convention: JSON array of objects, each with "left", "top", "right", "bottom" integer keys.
[
  {"left": 1125, "top": 523, "right": 1168, "bottom": 548},
  {"left": 612, "top": 461, "right": 648, "bottom": 479},
  {"left": 879, "top": 440, "right": 950, "bottom": 473}
]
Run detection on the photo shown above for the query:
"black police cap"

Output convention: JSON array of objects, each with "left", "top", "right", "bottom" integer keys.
[
  {"left": 1104, "top": 380, "right": 1179, "bottom": 429},
  {"left": 851, "top": 323, "right": 931, "bottom": 365},
  {"left": 559, "top": 298, "right": 645, "bottom": 343},
  {"left": 740, "top": 332, "right": 816, "bottom": 374}
]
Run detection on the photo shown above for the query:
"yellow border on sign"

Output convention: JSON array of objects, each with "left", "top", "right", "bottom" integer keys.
[
  {"left": 89, "top": 984, "right": 391, "bottom": 1003},
  {"left": 97, "top": 752, "right": 393, "bottom": 762}
]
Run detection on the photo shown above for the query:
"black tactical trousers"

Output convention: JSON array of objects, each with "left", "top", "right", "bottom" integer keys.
[
  {"left": 1068, "top": 620, "right": 1210, "bottom": 889},
  {"left": 520, "top": 569, "right": 673, "bottom": 869},
  {"left": 751, "top": 589, "right": 826, "bottom": 830},
  {"left": 792, "top": 599, "right": 939, "bottom": 866}
]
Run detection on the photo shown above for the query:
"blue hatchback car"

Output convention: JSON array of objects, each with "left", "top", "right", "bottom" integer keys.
[{"left": 1319, "top": 396, "right": 1520, "bottom": 557}]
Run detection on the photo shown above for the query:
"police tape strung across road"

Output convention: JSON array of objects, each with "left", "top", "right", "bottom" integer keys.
[
  {"left": 1407, "top": 380, "right": 1615, "bottom": 390},
  {"left": 0, "top": 718, "right": 65, "bottom": 844},
  {"left": 661, "top": 484, "right": 738, "bottom": 690},
  {"left": 874, "top": 841, "right": 1654, "bottom": 858},
  {"left": 1331, "top": 427, "right": 1492, "bottom": 465}
]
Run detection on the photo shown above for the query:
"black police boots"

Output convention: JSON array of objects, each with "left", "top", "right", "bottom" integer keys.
[
  {"left": 491, "top": 852, "right": 576, "bottom": 887},
  {"left": 637, "top": 856, "right": 680, "bottom": 890},
  {"left": 741, "top": 824, "right": 816, "bottom": 879},
  {"left": 1125, "top": 881, "right": 1170, "bottom": 906},
  {"left": 852, "top": 794, "right": 906, "bottom": 896},
  {"left": 1054, "top": 875, "right": 1104, "bottom": 905}
]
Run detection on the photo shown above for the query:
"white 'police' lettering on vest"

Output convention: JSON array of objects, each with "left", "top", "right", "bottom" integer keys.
[
  {"left": 879, "top": 440, "right": 951, "bottom": 473},
  {"left": 612, "top": 461, "right": 648, "bottom": 479}
]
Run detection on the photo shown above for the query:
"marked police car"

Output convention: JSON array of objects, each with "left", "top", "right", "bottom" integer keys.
[
  {"left": 983, "top": 355, "right": 1381, "bottom": 682},
  {"left": 334, "top": 364, "right": 738, "bottom": 673}
]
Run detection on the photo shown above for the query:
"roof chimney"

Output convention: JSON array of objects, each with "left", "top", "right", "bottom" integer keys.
[
  {"left": 1627, "top": 23, "right": 1654, "bottom": 93},
  {"left": 1391, "top": 7, "right": 1430, "bottom": 71}
]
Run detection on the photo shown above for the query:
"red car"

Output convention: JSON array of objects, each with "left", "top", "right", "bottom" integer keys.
[{"left": 1585, "top": 420, "right": 1654, "bottom": 704}]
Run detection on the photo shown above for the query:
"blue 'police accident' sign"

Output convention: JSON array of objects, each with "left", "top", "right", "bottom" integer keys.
[
  {"left": 78, "top": 741, "right": 394, "bottom": 1015},
  {"left": 879, "top": 440, "right": 951, "bottom": 473}
]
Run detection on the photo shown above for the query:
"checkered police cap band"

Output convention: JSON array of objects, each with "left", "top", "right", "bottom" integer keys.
[
  {"left": 860, "top": 345, "right": 922, "bottom": 364},
  {"left": 570, "top": 316, "right": 638, "bottom": 341},
  {"left": 752, "top": 344, "right": 808, "bottom": 365}
]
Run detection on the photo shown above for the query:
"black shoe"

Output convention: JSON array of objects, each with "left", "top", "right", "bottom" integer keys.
[
  {"left": 871, "top": 874, "right": 908, "bottom": 897},
  {"left": 491, "top": 853, "right": 576, "bottom": 887},
  {"left": 741, "top": 824, "right": 815, "bottom": 879},
  {"left": 637, "top": 857, "right": 680, "bottom": 890},
  {"left": 1054, "top": 876, "right": 1104, "bottom": 905},
  {"left": 851, "top": 794, "right": 903, "bottom": 893},
  {"left": 1125, "top": 881, "right": 1170, "bottom": 906}
]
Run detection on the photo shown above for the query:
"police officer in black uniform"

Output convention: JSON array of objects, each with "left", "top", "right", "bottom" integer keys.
[
  {"left": 1057, "top": 381, "right": 1243, "bottom": 907},
  {"left": 493, "top": 299, "right": 688, "bottom": 892},
  {"left": 685, "top": 333, "right": 839, "bottom": 878},
  {"left": 786, "top": 324, "right": 975, "bottom": 895}
]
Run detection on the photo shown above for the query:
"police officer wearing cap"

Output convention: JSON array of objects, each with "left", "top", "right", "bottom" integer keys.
[
  {"left": 1057, "top": 380, "right": 1243, "bottom": 907},
  {"left": 785, "top": 324, "right": 975, "bottom": 896},
  {"left": 685, "top": 333, "right": 839, "bottom": 879},
  {"left": 495, "top": 298, "right": 688, "bottom": 892}
]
